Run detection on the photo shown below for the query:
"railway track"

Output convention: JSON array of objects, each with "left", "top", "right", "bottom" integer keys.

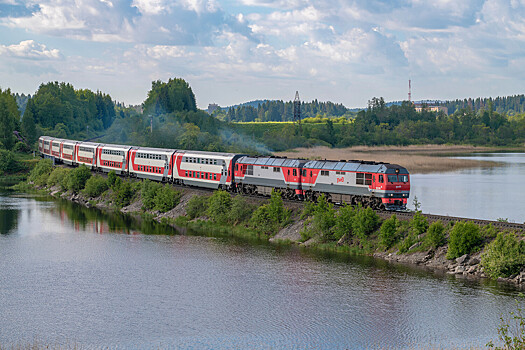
[{"left": 376, "top": 210, "right": 525, "bottom": 231}]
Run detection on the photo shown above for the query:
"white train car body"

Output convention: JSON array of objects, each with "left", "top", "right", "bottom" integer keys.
[
  {"left": 98, "top": 144, "right": 132, "bottom": 175},
  {"left": 129, "top": 147, "right": 176, "bottom": 181}
]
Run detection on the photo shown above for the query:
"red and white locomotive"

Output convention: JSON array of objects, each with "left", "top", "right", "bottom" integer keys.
[{"left": 39, "top": 136, "right": 410, "bottom": 210}]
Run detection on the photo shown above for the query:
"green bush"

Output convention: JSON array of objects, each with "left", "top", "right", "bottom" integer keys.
[
  {"left": 398, "top": 233, "right": 418, "bottom": 253},
  {"left": 481, "top": 224, "right": 498, "bottom": 239},
  {"left": 0, "top": 150, "right": 22, "bottom": 174},
  {"left": 379, "top": 215, "right": 400, "bottom": 249},
  {"left": 141, "top": 180, "right": 163, "bottom": 210},
  {"left": 481, "top": 232, "right": 525, "bottom": 279},
  {"left": 250, "top": 204, "right": 275, "bottom": 235},
  {"left": 267, "top": 190, "right": 290, "bottom": 226},
  {"left": 313, "top": 203, "right": 336, "bottom": 242},
  {"left": 46, "top": 167, "right": 71, "bottom": 190},
  {"left": 153, "top": 184, "right": 181, "bottom": 212},
  {"left": 446, "top": 221, "right": 483, "bottom": 259},
  {"left": 333, "top": 204, "right": 356, "bottom": 241},
  {"left": 107, "top": 170, "right": 117, "bottom": 189},
  {"left": 250, "top": 190, "right": 289, "bottom": 236},
  {"left": 352, "top": 206, "right": 380, "bottom": 240},
  {"left": 186, "top": 195, "right": 209, "bottom": 219},
  {"left": 207, "top": 190, "right": 232, "bottom": 224},
  {"left": 228, "top": 195, "right": 255, "bottom": 225},
  {"left": 66, "top": 165, "right": 92, "bottom": 193},
  {"left": 410, "top": 211, "right": 429, "bottom": 236},
  {"left": 300, "top": 200, "right": 316, "bottom": 219},
  {"left": 83, "top": 175, "right": 109, "bottom": 197},
  {"left": 424, "top": 221, "right": 446, "bottom": 249},
  {"left": 28, "top": 158, "right": 53, "bottom": 186},
  {"left": 113, "top": 180, "right": 133, "bottom": 207}
]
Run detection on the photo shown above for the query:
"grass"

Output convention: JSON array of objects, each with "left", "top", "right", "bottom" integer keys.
[{"left": 275, "top": 145, "right": 506, "bottom": 173}]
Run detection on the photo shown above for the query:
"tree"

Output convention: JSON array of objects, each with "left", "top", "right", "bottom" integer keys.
[
  {"left": 143, "top": 78, "right": 197, "bottom": 115},
  {"left": 21, "top": 99, "right": 37, "bottom": 146}
]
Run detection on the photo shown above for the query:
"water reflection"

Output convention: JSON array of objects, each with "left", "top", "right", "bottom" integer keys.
[
  {"left": 0, "top": 209, "right": 18, "bottom": 234},
  {"left": 45, "top": 198, "right": 180, "bottom": 236}
]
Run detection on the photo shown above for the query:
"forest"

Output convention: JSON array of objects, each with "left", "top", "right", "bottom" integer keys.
[
  {"left": 1, "top": 78, "right": 525, "bottom": 177},
  {"left": 213, "top": 99, "right": 351, "bottom": 122}
]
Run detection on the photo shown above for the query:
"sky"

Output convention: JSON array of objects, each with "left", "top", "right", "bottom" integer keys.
[{"left": 1, "top": 0, "right": 525, "bottom": 109}]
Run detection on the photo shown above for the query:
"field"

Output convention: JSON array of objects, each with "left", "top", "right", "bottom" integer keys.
[{"left": 275, "top": 145, "right": 508, "bottom": 173}]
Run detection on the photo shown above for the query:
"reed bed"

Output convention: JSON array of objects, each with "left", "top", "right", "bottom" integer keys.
[{"left": 275, "top": 145, "right": 503, "bottom": 174}]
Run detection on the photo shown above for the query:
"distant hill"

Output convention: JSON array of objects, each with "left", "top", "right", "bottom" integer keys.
[{"left": 216, "top": 99, "right": 269, "bottom": 111}]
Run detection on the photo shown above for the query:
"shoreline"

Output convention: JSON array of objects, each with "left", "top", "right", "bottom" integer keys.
[{"left": 23, "top": 180, "right": 525, "bottom": 289}]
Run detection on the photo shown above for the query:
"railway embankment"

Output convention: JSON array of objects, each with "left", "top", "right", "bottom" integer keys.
[{"left": 18, "top": 158, "right": 525, "bottom": 288}]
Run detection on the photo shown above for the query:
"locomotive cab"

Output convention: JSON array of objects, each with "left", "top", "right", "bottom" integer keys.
[{"left": 376, "top": 165, "right": 410, "bottom": 210}]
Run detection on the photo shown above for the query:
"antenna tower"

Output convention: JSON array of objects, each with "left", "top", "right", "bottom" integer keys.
[
  {"left": 408, "top": 79, "right": 412, "bottom": 103},
  {"left": 293, "top": 91, "right": 301, "bottom": 125}
]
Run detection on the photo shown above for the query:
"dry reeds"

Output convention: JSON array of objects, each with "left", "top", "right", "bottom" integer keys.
[{"left": 275, "top": 145, "right": 502, "bottom": 174}]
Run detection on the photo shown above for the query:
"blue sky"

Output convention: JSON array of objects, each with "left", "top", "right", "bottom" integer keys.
[{"left": 1, "top": 0, "right": 525, "bottom": 109}]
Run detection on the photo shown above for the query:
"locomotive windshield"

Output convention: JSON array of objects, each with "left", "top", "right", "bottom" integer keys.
[{"left": 387, "top": 174, "right": 409, "bottom": 183}]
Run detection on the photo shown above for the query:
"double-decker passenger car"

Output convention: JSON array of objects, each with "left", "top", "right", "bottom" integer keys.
[
  {"left": 50, "top": 138, "right": 64, "bottom": 158},
  {"left": 175, "top": 151, "right": 243, "bottom": 189},
  {"left": 39, "top": 136, "right": 52, "bottom": 156},
  {"left": 129, "top": 147, "right": 175, "bottom": 182},
  {"left": 98, "top": 144, "right": 133, "bottom": 174},
  {"left": 60, "top": 139, "right": 78, "bottom": 165},
  {"left": 75, "top": 142, "right": 99, "bottom": 168}
]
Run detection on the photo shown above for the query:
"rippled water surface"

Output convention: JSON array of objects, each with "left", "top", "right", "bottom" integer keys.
[
  {"left": 0, "top": 193, "right": 522, "bottom": 349},
  {"left": 409, "top": 153, "right": 525, "bottom": 223}
]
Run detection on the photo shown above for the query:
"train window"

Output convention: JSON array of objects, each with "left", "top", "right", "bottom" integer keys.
[
  {"left": 235, "top": 164, "right": 238, "bottom": 171},
  {"left": 399, "top": 175, "right": 408, "bottom": 183},
  {"left": 293, "top": 169, "right": 297, "bottom": 176},
  {"left": 261, "top": 166, "right": 268, "bottom": 170},
  {"left": 246, "top": 165, "right": 254, "bottom": 175},
  {"left": 301, "top": 169, "right": 306, "bottom": 176},
  {"left": 213, "top": 174, "right": 217, "bottom": 180},
  {"left": 356, "top": 173, "right": 364, "bottom": 185},
  {"left": 388, "top": 175, "right": 397, "bottom": 183},
  {"left": 379, "top": 175, "right": 384, "bottom": 183},
  {"left": 336, "top": 171, "right": 344, "bottom": 175},
  {"left": 205, "top": 173, "right": 208, "bottom": 179},
  {"left": 273, "top": 167, "right": 280, "bottom": 172},
  {"left": 288, "top": 169, "right": 290, "bottom": 175},
  {"left": 310, "top": 171, "right": 313, "bottom": 177},
  {"left": 321, "top": 170, "right": 329, "bottom": 176},
  {"left": 365, "top": 173, "right": 372, "bottom": 185}
]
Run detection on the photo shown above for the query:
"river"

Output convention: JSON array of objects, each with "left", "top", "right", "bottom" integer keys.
[
  {"left": 0, "top": 192, "right": 521, "bottom": 349},
  {"left": 409, "top": 152, "right": 525, "bottom": 223}
]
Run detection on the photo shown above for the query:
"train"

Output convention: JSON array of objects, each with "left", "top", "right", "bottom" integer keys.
[{"left": 38, "top": 136, "right": 410, "bottom": 210}]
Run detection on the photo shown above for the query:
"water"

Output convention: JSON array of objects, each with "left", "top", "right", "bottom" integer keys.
[
  {"left": 0, "top": 193, "right": 522, "bottom": 349},
  {"left": 409, "top": 153, "right": 525, "bottom": 223}
]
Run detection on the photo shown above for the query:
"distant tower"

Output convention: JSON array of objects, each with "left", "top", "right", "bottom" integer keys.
[
  {"left": 408, "top": 79, "right": 412, "bottom": 103},
  {"left": 293, "top": 91, "right": 301, "bottom": 125}
]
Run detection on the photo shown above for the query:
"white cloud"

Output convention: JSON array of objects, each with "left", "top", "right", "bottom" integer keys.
[{"left": 0, "top": 39, "right": 61, "bottom": 59}]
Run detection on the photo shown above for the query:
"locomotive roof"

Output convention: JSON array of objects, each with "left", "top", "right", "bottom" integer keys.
[
  {"left": 304, "top": 159, "right": 408, "bottom": 174},
  {"left": 238, "top": 156, "right": 306, "bottom": 168}
]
